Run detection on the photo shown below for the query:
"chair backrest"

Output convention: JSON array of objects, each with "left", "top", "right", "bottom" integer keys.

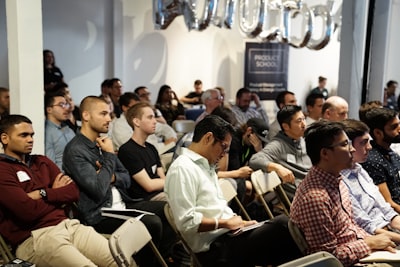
[
  {"left": 277, "top": 251, "right": 343, "bottom": 267},
  {"left": 218, "top": 179, "right": 251, "bottom": 220},
  {"left": 172, "top": 120, "right": 195, "bottom": 134},
  {"left": 251, "top": 170, "right": 291, "bottom": 217},
  {"left": 164, "top": 203, "right": 202, "bottom": 267},
  {"left": 185, "top": 108, "right": 204, "bottom": 121},
  {"left": 288, "top": 219, "right": 309, "bottom": 256},
  {"left": 0, "top": 233, "right": 14, "bottom": 263},
  {"left": 218, "top": 179, "right": 237, "bottom": 202},
  {"left": 109, "top": 218, "right": 168, "bottom": 267},
  {"left": 251, "top": 169, "right": 281, "bottom": 194}
]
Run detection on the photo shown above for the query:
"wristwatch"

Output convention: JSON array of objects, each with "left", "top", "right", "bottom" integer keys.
[{"left": 39, "top": 189, "right": 47, "bottom": 200}]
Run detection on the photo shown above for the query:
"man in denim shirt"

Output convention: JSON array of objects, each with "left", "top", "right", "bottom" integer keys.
[
  {"left": 63, "top": 96, "right": 175, "bottom": 266},
  {"left": 361, "top": 108, "right": 400, "bottom": 213}
]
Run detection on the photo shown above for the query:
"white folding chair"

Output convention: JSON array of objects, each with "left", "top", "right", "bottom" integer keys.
[
  {"left": 277, "top": 251, "right": 343, "bottom": 267},
  {"left": 251, "top": 170, "right": 291, "bottom": 219},
  {"left": 218, "top": 179, "right": 251, "bottom": 220},
  {"left": 164, "top": 203, "right": 202, "bottom": 267},
  {"left": 172, "top": 120, "right": 195, "bottom": 137},
  {"left": 109, "top": 218, "right": 168, "bottom": 267}
]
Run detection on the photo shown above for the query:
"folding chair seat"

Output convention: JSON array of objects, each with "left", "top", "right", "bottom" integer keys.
[
  {"left": 109, "top": 218, "right": 168, "bottom": 267},
  {"left": 251, "top": 170, "right": 291, "bottom": 219},
  {"left": 277, "top": 251, "right": 343, "bottom": 267},
  {"left": 164, "top": 203, "right": 202, "bottom": 267},
  {"left": 218, "top": 178, "right": 251, "bottom": 220}
]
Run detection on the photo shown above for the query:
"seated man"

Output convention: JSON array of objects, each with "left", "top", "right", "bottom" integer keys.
[
  {"left": 63, "top": 96, "right": 176, "bottom": 266},
  {"left": 321, "top": 95, "right": 349, "bottom": 122},
  {"left": 231, "top": 87, "right": 269, "bottom": 128},
  {"left": 305, "top": 93, "right": 324, "bottom": 126},
  {"left": 291, "top": 120, "right": 396, "bottom": 267},
  {"left": 180, "top": 79, "right": 203, "bottom": 105},
  {"left": 0, "top": 115, "right": 116, "bottom": 266},
  {"left": 267, "top": 90, "right": 297, "bottom": 140},
  {"left": 361, "top": 108, "right": 400, "bottom": 213},
  {"left": 341, "top": 119, "right": 400, "bottom": 242},
  {"left": 165, "top": 115, "right": 301, "bottom": 267},
  {"left": 44, "top": 89, "right": 75, "bottom": 169},
  {"left": 111, "top": 92, "right": 176, "bottom": 152},
  {"left": 118, "top": 102, "right": 167, "bottom": 201},
  {"left": 249, "top": 105, "right": 311, "bottom": 198}
]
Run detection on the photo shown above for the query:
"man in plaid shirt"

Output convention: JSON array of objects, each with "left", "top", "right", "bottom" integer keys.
[{"left": 291, "top": 120, "right": 396, "bottom": 267}]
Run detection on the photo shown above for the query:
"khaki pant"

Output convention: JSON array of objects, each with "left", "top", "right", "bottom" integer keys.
[{"left": 16, "top": 219, "right": 117, "bottom": 267}]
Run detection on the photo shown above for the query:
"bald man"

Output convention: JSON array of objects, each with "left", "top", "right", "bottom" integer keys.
[{"left": 322, "top": 96, "right": 349, "bottom": 122}]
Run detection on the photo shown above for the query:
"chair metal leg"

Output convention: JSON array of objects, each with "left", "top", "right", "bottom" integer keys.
[
  {"left": 148, "top": 240, "right": 168, "bottom": 267},
  {"left": 258, "top": 194, "right": 275, "bottom": 219},
  {"left": 234, "top": 196, "right": 251, "bottom": 221},
  {"left": 0, "top": 234, "right": 13, "bottom": 262},
  {"left": 275, "top": 185, "right": 291, "bottom": 216}
]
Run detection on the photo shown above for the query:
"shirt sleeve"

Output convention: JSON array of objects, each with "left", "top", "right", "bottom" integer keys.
[
  {"left": 249, "top": 141, "right": 281, "bottom": 172},
  {"left": 165, "top": 160, "right": 203, "bottom": 234},
  {"left": 63, "top": 146, "right": 116, "bottom": 202}
]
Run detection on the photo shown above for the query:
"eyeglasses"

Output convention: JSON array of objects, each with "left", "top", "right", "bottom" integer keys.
[
  {"left": 326, "top": 139, "right": 352, "bottom": 150},
  {"left": 217, "top": 140, "right": 230, "bottom": 154},
  {"left": 52, "top": 102, "right": 70, "bottom": 109},
  {"left": 210, "top": 96, "right": 223, "bottom": 101}
]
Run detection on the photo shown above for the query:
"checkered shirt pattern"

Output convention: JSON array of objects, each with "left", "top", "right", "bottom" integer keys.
[{"left": 291, "top": 166, "right": 371, "bottom": 267}]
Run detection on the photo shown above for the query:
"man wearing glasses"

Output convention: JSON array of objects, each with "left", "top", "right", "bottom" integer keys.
[
  {"left": 165, "top": 115, "right": 301, "bottom": 267},
  {"left": 44, "top": 90, "right": 75, "bottom": 170},
  {"left": 291, "top": 120, "right": 396, "bottom": 267}
]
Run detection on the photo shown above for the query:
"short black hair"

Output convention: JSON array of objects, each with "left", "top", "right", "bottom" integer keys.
[
  {"left": 304, "top": 120, "right": 345, "bottom": 165},
  {"left": 277, "top": 105, "right": 302, "bottom": 128},
  {"left": 192, "top": 115, "right": 235, "bottom": 143},
  {"left": 119, "top": 92, "right": 140, "bottom": 108},
  {"left": 44, "top": 90, "right": 67, "bottom": 115},
  {"left": 236, "top": 88, "right": 251, "bottom": 99},
  {"left": 387, "top": 80, "right": 398, "bottom": 88},
  {"left": 363, "top": 108, "right": 398, "bottom": 140},
  {"left": 306, "top": 93, "right": 324, "bottom": 107},
  {"left": 0, "top": 114, "right": 32, "bottom": 137},
  {"left": 275, "top": 91, "right": 294, "bottom": 108},
  {"left": 134, "top": 86, "right": 147, "bottom": 95}
]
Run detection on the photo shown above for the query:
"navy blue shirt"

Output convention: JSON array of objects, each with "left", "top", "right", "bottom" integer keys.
[{"left": 361, "top": 140, "right": 400, "bottom": 205}]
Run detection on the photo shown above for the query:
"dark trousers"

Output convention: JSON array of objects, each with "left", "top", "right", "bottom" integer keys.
[{"left": 196, "top": 214, "right": 302, "bottom": 267}]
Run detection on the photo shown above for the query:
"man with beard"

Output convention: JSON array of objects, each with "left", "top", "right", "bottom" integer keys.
[
  {"left": 63, "top": 96, "right": 174, "bottom": 266},
  {"left": 231, "top": 87, "right": 269, "bottom": 127},
  {"left": 361, "top": 108, "right": 400, "bottom": 213}
]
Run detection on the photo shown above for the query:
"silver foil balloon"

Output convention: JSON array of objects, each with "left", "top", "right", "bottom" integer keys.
[
  {"left": 257, "top": 0, "right": 283, "bottom": 42},
  {"left": 285, "top": 3, "right": 314, "bottom": 48},
  {"left": 306, "top": 5, "right": 333, "bottom": 50},
  {"left": 181, "top": 0, "right": 199, "bottom": 30},
  {"left": 238, "top": 0, "right": 266, "bottom": 38},
  {"left": 153, "top": 0, "right": 182, "bottom": 30},
  {"left": 198, "top": 0, "right": 219, "bottom": 31},
  {"left": 213, "top": 0, "right": 237, "bottom": 29}
]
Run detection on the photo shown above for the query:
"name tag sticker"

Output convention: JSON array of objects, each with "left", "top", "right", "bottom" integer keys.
[
  {"left": 152, "top": 164, "right": 157, "bottom": 174},
  {"left": 287, "top": 154, "right": 296, "bottom": 164},
  {"left": 17, "top": 171, "right": 31, "bottom": 182}
]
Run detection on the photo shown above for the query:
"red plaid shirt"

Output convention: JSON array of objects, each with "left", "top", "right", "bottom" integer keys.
[{"left": 291, "top": 166, "right": 371, "bottom": 267}]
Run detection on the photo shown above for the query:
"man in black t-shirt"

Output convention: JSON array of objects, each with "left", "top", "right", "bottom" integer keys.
[
  {"left": 180, "top": 79, "right": 203, "bottom": 105},
  {"left": 118, "top": 102, "right": 166, "bottom": 201}
]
